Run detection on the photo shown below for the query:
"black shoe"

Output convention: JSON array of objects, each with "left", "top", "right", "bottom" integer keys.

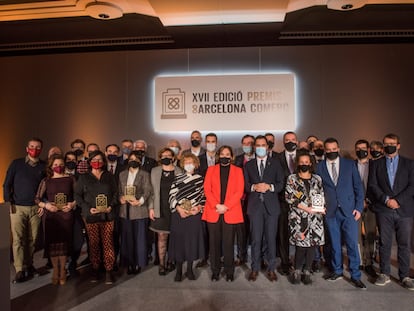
[
  {"left": 12, "top": 271, "right": 26, "bottom": 284},
  {"left": 45, "top": 259, "right": 53, "bottom": 269},
  {"left": 26, "top": 265, "right": 39, "bottom": 278},
  {"left": 127, "top": 266, "right": 134, "bottom": 275},
  {"left": 79, "top": 257, "right": 91, "bottom": 268},
  {"left": 166, "top": 262, "right": 175, "bottom": 272},
  {"left": 185, "top": 271, "right": 196, "bottom": 280},
  {"left": 351, "top": 278, "right": 367, "bottom": 289},
  {"left": 174, "top": 272, "right": 182, "bottom": 282},
  {"left": 211, "top": 273, "right": 220, "bottom": 281},
  {"left": 153, "top": 258, "right": 160, "bottom": 266},
  {"left": 364, "top": 265, "right": 377, "bottom": 278},
  {"left": 324, "top": 272, "right": 343, "bottom": 282},
  {"left": 289, "top": 270, "right": 301, "bottom": 285},
  {"left": 196, "top": 259, "right": 208, "bottom": 268},
  {"left": 278, "top": 266, "right": 290, "bottom": 276},
  {"left": 90, "top": 270, "right": 100, "bottom": 283},
  {"left": 234, "top": 258, "right": 246, "bottom": 266},
  {"left": 311, "top": 261, "right": 321, "bottom": 273},
  {"left": 158, "top": 266, "right": 166, "bottom": 276},
  {"left": 105, "top": 271, "right": 115, "bottom": 285},
  {"left": 226, "top": 274, "right": 234, "bottom": 282},
  {"left": 133, "top": 266, "right": 141, "bottom": 275},
  {"left": 302, "top": 271, "right": 312, "bottom": 285}
]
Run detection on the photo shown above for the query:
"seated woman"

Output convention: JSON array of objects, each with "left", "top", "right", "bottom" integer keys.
[
  {"left": 285, "top": 151, "right": 325, "bottom": 285},
  {"left": 168, "top": 153, "right": 205, "bottom": 282}
]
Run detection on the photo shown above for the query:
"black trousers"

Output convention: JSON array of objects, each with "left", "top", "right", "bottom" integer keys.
[
  {"left": 207, "top": 215, "right": 236, "bottom": 275},
  {"left": 277, "top": 201, "right": 290, "bottom": 268},
  {"left": 235, "top": 199, "right": 249, "bottom": 261}
]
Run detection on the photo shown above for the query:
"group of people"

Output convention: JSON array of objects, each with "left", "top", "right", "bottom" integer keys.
[{"left": 3, "top": 131, "right": 414, "bottom": 291}]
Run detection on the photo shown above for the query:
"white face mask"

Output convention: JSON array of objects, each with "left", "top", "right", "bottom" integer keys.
[
  {"left": 184, "top": 163, "right": 195, "bottom": 173},
  {"left": 206, "top": 143, "right": 216, "bottom": 153},
  {"left": 169, "top": 146, "right": 180, "bottom": 156}
]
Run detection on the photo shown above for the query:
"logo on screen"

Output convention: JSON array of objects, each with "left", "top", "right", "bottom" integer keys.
[{"left": 161, "top": 88, "right": 187, "bottom": 119}]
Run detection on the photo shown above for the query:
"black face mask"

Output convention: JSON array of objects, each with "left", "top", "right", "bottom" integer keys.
[
  {"left": 356, "top": 150, "right": 368, "bottom": 160},
  {"left": 136, "top": 150, "right": 145, "bottom": 158},
  {"left": 74, "top": 149, "right": 83, "bottom": 157},
  {"left": 160, "top": 158, "right": 173, "bottom": 166},
  {"left": 384, "top": 145, "right": 397, "bottom": 155},
  {"left": 65, "top": 161, "right": 77, "bottom": 170},
  {"left": 268, "top": 141, "right": 274, "bottom": 150},
  {"left": 107, "top": 154, "right": 118, "bottom": 162},
  {"left": 370, "top": 150, "right": 382, "bottom": 159},
  {"left": 298, "top": 164, "right": 311, "bottom": 173},
  {"left": 128, "top": 160, "right": 140, "bottom": 168},
  {"left": 284, "top": 141, "right": 297, "bottom": 152},
  {"left": 314, "top": 149, "right": 324, "bottom": 157},
  {"left": 191, "top": 139, "right": 201, "bottom": 147},
  {"left": 325, "top": 151, "right": 339, "bottom": 161},
  {"left": 219, "top": 157, "right": 231, "bottom": 166}
]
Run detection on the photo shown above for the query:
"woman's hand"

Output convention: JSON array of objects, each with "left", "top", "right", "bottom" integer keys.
[
  {"left": 37, "top": 207, "right": 44, "bottom": 217},
  {"left": 62, "top": 201, "right": 76, "bottom": 213},
  {"left": 45, "top": 202, "right": 58, "bottom": 212},
  {"left": 149, "top": 209, "right": 155, "bottom": 221},
  {"left": 177, "top": 206, "right": 189, "bottom": 218},
  {"left": 119, "top": 196, "right": 127, "bottom": 205},
  {"left": 128, "top": 199, "right": 141, "bottom": 207}
]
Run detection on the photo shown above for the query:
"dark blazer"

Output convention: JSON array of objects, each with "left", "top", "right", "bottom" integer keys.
[
  {"left": 141, "top": 156, "right": 157, "bottom": 174},
  {"left": 244, "top": 157, "right": 284, "bottom": 216},
  {"left": 197, "top": 153, "right": 215, "bottom": 177},
  {"left": 316, "top": 157, "right": 364, "bottom": 218},
  {"left": 234, "top": 153, "right": 255, "bottom": 168},
  {"left": 368, "top": 155, "right": 414, "bottom": 217}
]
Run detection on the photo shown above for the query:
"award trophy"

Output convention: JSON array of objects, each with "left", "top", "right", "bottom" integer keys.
[
  {"left": 96, "top": 194, "right": 108, "bottom": 212},
  {"left": 179, "top": 199, "right": 193, "bottom": 214},
  {"left": 311, "top": 193, "right": 325, "bottom": 213},
  {"left": 54, "top": 193, "right": 67, "bottom": 210},
  {"left": 124, "top": 185, "right": 136, "bottom": 201}
]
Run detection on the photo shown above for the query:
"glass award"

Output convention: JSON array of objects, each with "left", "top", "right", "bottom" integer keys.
[
  {"left": 311, "top": 193, "right": 325, "bottom": 212},
  {"left": 124, "top": 185, "right": 136, "bottom": 201},
  {"left": 179, "top": 198, "right": 193, "bottom": 213},
  {"left": 96, "top": 194, "right": 108, "bottom": 212},
  {"left": 54, "top": 193, "right": 67, "bottom": 210}
]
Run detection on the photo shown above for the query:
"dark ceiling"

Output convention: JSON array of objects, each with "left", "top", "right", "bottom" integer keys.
[{"left": 1, "top": 4, "right": 414, "bottom": 56}]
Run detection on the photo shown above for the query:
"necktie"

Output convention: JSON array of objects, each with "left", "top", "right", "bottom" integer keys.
[
  {"left": 110, "top": 164, "right": 114, "bottom": 174},
  {"left": 288, "top": 154, "right": 295, "bottom": 174},
  {"left": 331, "top": 162, "right": 338, "bottom": 185},
  {"left": 260, "top": 160, "right": 265, "bottom": 180},
  {"left": 259, "top": 160, "right": 265, "bottom": 202}
]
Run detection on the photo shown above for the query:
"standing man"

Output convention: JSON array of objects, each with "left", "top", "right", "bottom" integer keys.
[
  {"left": 198, "top": 132, "right": 218, "bottom": 177},
  {"left": 120, "top": 139, "right": 134, "bottom": 165},
  {"left": 244, "top": 135, "right": 284, "bottom": 282},
  {"left": 134, "top": 139, "right": 157, "bottom": 173},
  {"left": 276, "top": 131, "right": 298, "bottom": 275},
  {"left": 368, "top": 133, "right": 414, "bottom": 290},
  {"left": 354, "top": 139, "right": 377, "bottom": 277},
  {"left": 182, "top": 130, "right": 206, "bottom": 157},
  {"left": 3, "top": 137, "right": 46, "bottom": 283},
  {"left": 265, "top": 133, "right": 277, "bottom": 158},
  {"left": 234, "top": 134, "right": 255, "bottom": 265},
  {"left": 317, "top": 137, "right": 366, "bottom": 289}
]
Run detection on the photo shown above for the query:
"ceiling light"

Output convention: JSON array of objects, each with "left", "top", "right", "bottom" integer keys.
[{"left": 85, "top": 2, "right": 123, "bottom": 20}]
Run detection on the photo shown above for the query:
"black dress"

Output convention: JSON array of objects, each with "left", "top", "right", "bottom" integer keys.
[
  {"left": 150, "top": 170, "right": 175, "bottom": 233},
  {"left": 168, "top": 173, "right": 206, "bottom": 262}
]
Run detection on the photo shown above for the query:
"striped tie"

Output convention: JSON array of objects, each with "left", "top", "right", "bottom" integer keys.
[{"left": 331, "top": 162, "right": 338, "bottom": 185}]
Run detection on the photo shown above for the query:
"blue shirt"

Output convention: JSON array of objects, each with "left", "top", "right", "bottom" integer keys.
[{"left": 386, "top": 154, "right": 399, "bottom": 189}]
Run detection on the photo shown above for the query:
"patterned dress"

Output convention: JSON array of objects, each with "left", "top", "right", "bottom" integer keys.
[
  {"left": 168, "top": 172, "right": 206, "bottom": 262},
  {"left": 285, "top": 173, "right": 325, "bottom": 247}
]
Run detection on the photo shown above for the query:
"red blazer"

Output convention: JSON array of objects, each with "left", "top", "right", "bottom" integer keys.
[{"left": 202, "top": 164, "right": 244, "bottom": 224}]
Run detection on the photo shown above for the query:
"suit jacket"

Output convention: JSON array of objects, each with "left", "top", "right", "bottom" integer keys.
[
  {"left": 368, "top": 155, "right": 414, "bottom": 217},
  {"left": 316, "top": 157, "right": 364, "bottom": 218},
  {"left": 276, "top": 150, "right": 295, "bottom": 202},
  {"left": 234, "top": 153, "right": 255, "bottom": 168},
  {"left": 149, "top": 165, "right": 183, "bottom": 218},
  {"left": 197, "top": 153, "right": 209, "bottom": 177},
  {"left": 202, "top": 164, "right": 244, "bottom": 224},
  {"left": 244, "top": 157, "right": 284, "bottom": 216},
  {"left": 182, "top": 147, "right": 206, "bottom": 157},
  {"left": 141, "top": 156, "right": 157, "bottom": 174},
  {"left": 118, "top": 168, "right": 153, "bottom": 219}
]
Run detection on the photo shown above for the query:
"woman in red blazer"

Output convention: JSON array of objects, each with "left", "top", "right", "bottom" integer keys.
[{"left": 203, "top": 145, "right": 244, "bottom": 282}]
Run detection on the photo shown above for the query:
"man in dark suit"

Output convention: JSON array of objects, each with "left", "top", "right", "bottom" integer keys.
[
  {"left": 275, "top": 131, "right": 298, "bottom": 275},
  {"left": 198, "top": 132, "right": 218, "bottom": 177},
  {"left": 133, "top": 139, "right": 158, "bottom": 263},
  {"left": 244, "top": 135, "right": 284, "bottom": 282},
  {"left": 234, "top": 134, "right": 255, "bottom": 265},
  {"left": 265, "top": 132, "right": 278, "bottom": 158},
  {"left": 368, "top": 133, "right": 414, "bottom": 290},
  {"left": 316, "top": 137, "right": 366, "bottom": 289},
  {"left": 134, "top": 139, "right": 157, "bottom": 173}
]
